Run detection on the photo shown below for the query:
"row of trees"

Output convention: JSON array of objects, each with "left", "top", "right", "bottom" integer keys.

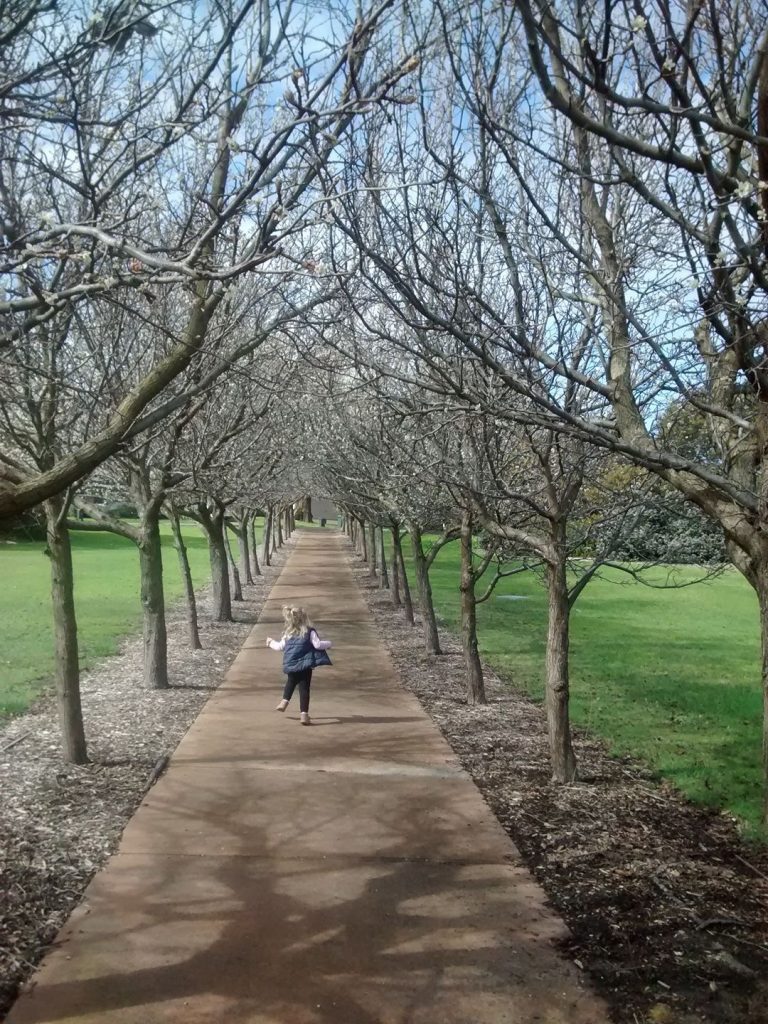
[
  {"left": 297, "top": 366, "right": 721, "bottom": 784},
  {"left": 3, "top": 1, "right": 768, "bottom": 823},
  {"left": 44, "top": 366, "right": 305, "bottom": 764},
  {"left": 0, "top": 0, "right": 423, "bottom": 762},
  {"left": 0, "top": 0, "right": 422, "bottom": 514}
]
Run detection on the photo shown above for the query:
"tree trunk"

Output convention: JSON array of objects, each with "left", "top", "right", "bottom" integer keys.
[
  {"left": 460, "top": 511, "right": 486, "bottom": 704},
  {"left": 249, "top": 512, "right": 261, "bottom": 577},
  {"left": 304, "top": 494, "right": 313, "bottom": 522},
  {"left": 390, "top": 524, "right": 401, "bottom": 608},
  {"left": 545, "top": 542, "right": 577, "bottom": 783},
  {"left": 277, "top": 508, "right": 284, "bottom": 548},
  {"left": 139, "top": 508, "right": 169, "bottom": 689},
  {"left": 360, "top": 518, "right": 368, "bottom": 562},
  {"left": 201, "top": 507, "right": 231, "bottom": 622},
  {"left": 44, "top": 496, "right": 88, "bottom": 763},
  {"left": 225, "top": 527, "right": 243, "bottom": 601},
  {"left": 396, "top": 528, "right": 415, "bottom": 625},
  {"left": 369, "top": 522, "right": 378, "bottom": 576},
  {"left": 169, "top": 511, "right": 201, "bottom": 649},
  {"left": 378, "top": 526, "right": 390, "bottom": 589},
  {"left": 262, "top": 506, "right": 272, "bottom": 566},
  {"left": 410, "top": 522, "right": 441, "bottom": 653},
  {"left": 237, "top": 522, "right": 254, "bottom": 585}
]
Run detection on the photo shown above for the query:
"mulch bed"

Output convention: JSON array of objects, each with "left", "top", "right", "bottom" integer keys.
[
  {"left": 0, "top": 543, "right": 292, "bottom": 1021},
  {"left": 351, "top": 555, "right": 768, "bottom": 1024}
]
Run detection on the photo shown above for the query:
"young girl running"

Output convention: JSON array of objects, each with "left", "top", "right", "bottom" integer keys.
[{"left": 266, "top": 606, "right": 333, "bottom": 726}]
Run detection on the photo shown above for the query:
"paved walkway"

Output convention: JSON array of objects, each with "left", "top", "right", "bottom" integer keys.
[{"left": 9, "top": 530, "right": 608, "bottom": 1024}]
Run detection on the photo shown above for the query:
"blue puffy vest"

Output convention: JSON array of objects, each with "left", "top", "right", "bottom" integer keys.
[{"left": 282, "top": 630, "right": 332, "bottom": 673}]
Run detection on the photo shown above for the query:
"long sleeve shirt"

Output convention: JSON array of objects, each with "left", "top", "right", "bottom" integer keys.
[{"left": 268, "top": 629, "right": 332, "bottom": 652}]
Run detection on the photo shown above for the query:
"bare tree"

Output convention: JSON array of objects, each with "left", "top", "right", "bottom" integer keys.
[{"left": 166, "top": 499, "right": 202, "bottom": 651}]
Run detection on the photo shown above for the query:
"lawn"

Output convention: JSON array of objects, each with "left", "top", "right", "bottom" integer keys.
[
  {"left": 0, "top": 520, "right": 261, "bottom": 717},
  {"left": 408, "top": 539, "right": 764, "bottom": 835}
]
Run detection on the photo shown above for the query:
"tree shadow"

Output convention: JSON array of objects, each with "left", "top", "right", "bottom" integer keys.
[
  {"left": 297, "top": 715, "right": 428, "bottom": 728},
  {"left": 166, "top": 683, "right": 218, "bottom": 691},
  {"left": 9, "top": 798, "right": 596, "bottom": 1024}
]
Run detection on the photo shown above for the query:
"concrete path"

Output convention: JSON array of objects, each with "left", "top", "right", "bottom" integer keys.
[{"left": 9, "top": 530, "right": 608, "bottom": 1024}]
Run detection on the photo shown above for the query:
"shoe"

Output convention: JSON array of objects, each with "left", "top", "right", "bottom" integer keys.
[
  {"left": 275, "top": 700, "right": 288, "bottom": 712},
  {"left": 300, "top": 712, "right": 311, "bottom": 726}
]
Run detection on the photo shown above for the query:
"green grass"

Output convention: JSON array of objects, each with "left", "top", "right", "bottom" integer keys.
[
  {"left": 0, "top": 520, "right": 261, "bottom": 717},
  {"left": 402, "top": 538, "right": 763, "bottom": 835}
]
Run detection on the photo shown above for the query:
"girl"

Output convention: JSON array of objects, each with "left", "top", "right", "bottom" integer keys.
[{"left": 266, "top": 606, "right": 333, "bottom": 725}]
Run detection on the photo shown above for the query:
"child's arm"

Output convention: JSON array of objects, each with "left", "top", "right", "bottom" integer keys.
[
  {"left": 265, "top": 637, "right": 285, "bottom": 651},
  {"left": 309, "top": 629, "right": 332, "bottom": 650}
]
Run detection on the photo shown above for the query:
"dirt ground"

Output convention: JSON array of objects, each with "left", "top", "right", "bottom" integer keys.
[
  {"left": 351, "top": 559, "right": 768, "bottom": 1024},
  {"left": 0, "top": 544, "right": 291, "bottom": 1021}
]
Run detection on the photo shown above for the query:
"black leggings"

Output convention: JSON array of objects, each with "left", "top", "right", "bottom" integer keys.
[{"left": 283, "top": 669, "right": 312, "bottom": 712}]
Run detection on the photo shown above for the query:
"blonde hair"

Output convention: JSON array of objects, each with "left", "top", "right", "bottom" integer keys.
[{"left": 282, "top": 605, "right": 311, "bottom": 638}]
